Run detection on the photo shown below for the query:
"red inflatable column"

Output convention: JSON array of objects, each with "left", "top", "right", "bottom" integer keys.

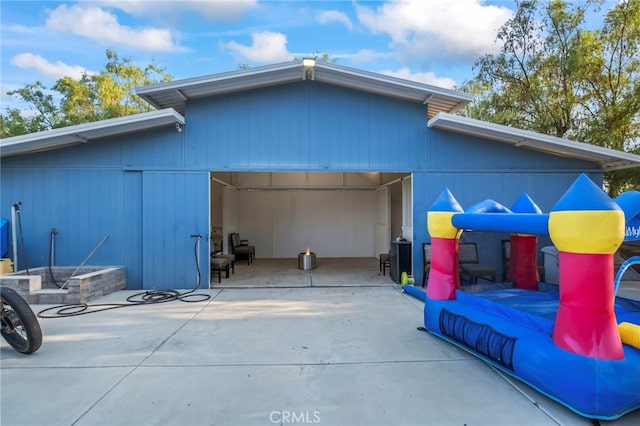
[
  {"left": 555, "top": 252, "right": 620, "bottom": 358},
  {"left": 427, "top": 237, "right": 460, "bottom": 300},
  {"left": 549, "top": 175, "right": 624, "bottom": 360},
  {"left": 426, "top": 189, "right": 463, "bottom": 301},
  {"left": 507, "top": 234, "right": 539, "bottom": 290}
]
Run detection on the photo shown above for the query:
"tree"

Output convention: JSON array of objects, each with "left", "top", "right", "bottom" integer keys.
[
  {"left": 0, "top": 81, "right": 63, "bottom": 137},
  {"left": 307, "top": 52, "right": 339, "bottom": 64},
  {"left": 574, "top": 0, "right": 640, "bottom": 194},
  {"left": 459, "top": 0, "right": 640, "bottom": 195},
  {"left": 1, "top": 49, "right": 172, "bottom": 137}
]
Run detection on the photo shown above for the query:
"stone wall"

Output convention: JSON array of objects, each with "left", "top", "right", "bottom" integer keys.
[{"left": 0, "top": 267, "right": 126, "bottom": 304}]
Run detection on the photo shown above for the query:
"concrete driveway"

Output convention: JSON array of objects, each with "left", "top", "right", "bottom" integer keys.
[{"left": 2, "top": 285, "right": 639, "bottom": 426}]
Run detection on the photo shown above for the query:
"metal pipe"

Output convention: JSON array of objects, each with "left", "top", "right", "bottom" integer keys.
[
  {"left": 61, "top": 235, "right": 109, "bottom": 289},
  {"left": 191, "top": 234, "right": 202, "bottom": 288},
  {"left": 12, "top": 202, "right": 29, "bottom": 274},
  {"left": 11, "top": 203, "right": 18, "bottom": 271},
  {"left": 50, "top": 228, "right": 57, "bottom": 266}
]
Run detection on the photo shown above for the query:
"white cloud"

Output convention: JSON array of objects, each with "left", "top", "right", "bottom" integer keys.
[
  {"left": 186, "top": 0, "right": 259, "bottom": 20},
  {"left": 316, "top": 10, "right": 353, "bottom": 30},
  {"left": 220, "top": 31, "right": 295, "bottom": 64},
  {"left": 46, "top": 4, "right": 176, "bottom": 52},
  {"left": 0, "top": 23, "right": 37, "bottom": 36},
  {"left": 1, "top": 83, "right": 22, "bottom": 104},
  {"left": 10, "top": 53, "right": 96, "bottom": 81},
  {"left": 90, "top": 0, "right": 258, "bottom": 20},
  {"left": 350, "top": 49, "right": 393, "bottom": 64},
  {"left": 356, "top": 0, "right": 513, "bottom": 58},
  {"left": 380, "top": 68, "right": 457, "bottom": 89}
]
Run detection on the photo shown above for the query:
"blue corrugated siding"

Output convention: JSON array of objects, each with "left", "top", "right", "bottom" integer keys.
[
  {"left": 142, "top": 171, "right": 209, "bottom": 289},
  {"left": 186, "top": 81, "right": 427, "bottom": 171},
  {"left": 0, "top": 166, "right": 208, "bottom": 289},
  {"left": 0, "top": 168, "right": 125, "bottom": 274},
  {"left": 0, "top": 127, "right": 184, "bottom": 169},
  {"left": 425, "top": 129, "right": 597, "bottom": 171},
  {"left": 1, "top": 168, "right": 55, "bottom": 267},
  {"left": 185, "top": 81, "right": 595, "bottom": 173},
  {"left": 122, "top": 172, "right": 143, "bottom": 288}
]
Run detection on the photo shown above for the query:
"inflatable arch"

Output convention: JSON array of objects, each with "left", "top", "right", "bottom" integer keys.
[{"left": 407, "top": 174, "right": 640, "bottom": 420}]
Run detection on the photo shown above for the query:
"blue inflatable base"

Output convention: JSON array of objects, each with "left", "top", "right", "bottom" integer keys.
[
  {"left": 402, "top": 285, "right": 426, "bottom": 301},
  {"left": 422, "top": 287, "right": 640, "bottom": 420}
]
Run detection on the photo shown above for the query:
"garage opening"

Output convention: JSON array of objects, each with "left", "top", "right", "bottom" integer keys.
[{"left": 209, "top": 172, "right": 412, "bottom": 287}]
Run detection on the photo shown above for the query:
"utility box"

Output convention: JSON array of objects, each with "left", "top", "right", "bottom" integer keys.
[
  {"left": 541, "top": 246, "right": 559, "bottom": 284},
  {"left": 0, "top": 258, "right": 13, "bottom": 274},
  {"left": 390, "top": 240, "right": 412, "bottom": 284}
]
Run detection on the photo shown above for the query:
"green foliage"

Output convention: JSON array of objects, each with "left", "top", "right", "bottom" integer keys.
[
  {"left": 308, "top": 52, "right": 339, "bottom": 64},
  {"left": 1, "top": 82, "right": 62, "bottom": 136},
  {"left": 0, "top": 107, "right": 47, "bottom": 138},
  {"left": 1, "top": 49, "right": 172, "bottom": 136},
  {"left": 459, "top": 0, "right": 640, "bottom": 195}
]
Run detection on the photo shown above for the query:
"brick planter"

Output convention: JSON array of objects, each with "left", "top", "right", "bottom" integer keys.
[{"left": 0, "top": 266, "right": 126, "bottom": 304}]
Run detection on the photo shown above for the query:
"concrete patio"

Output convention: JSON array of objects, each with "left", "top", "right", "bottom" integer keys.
[{"left": 1, "top": 259, "right": 639, "bottom": 426}]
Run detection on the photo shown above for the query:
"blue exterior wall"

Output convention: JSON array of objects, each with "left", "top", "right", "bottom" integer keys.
[
  {"left": 0, "top": 128, "right": 205, "bottom": 289},
  {"left": 0, "top": 79, "right": 603, "bottom": 289},
  {"left": 186, "top": 81, "right": 426, "bottom": 172}
]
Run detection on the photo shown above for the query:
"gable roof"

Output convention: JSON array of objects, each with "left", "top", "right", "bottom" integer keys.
[
  {"left": 428, "top": 112, "right": 640, "bottom": 172},
  {"left": 135, "top": 60, "right": 473, "bottom": 119},
  {"left": 2, "top": 62, "right": 638, "bottom": 173},
  {"left": 0, "top": 109, "right": 184, "bottom": 158}
]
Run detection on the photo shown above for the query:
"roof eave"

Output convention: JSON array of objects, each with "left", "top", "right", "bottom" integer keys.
[
  {"left": 135, "top": 60, "right": 472, "bottom": 117},
  {"left": 428, "top": 112, "right": 640, "bottom": 172},
  {"left": 0, "top": 109, "right": 185, "bottom": 158}
]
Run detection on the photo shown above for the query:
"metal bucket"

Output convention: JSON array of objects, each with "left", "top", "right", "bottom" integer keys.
[{"left": 298, "top": 252, "right": 317, "bottom": 270}]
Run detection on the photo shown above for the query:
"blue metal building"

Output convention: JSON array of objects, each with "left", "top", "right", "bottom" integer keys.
[{"left": 2, "top": 60, "right": 639, "bottom": 289}]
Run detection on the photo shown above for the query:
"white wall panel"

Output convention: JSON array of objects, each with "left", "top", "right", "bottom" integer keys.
[
  {"left": 306, "top": 191, "right": 346, "bottom": 256},
  {"left": 238, "top": 189, "right": 375, "bottom": 258},
  {"left": 235, "top": 172, "right": 270, "bottom": 188},
  {"left": 376, "top": 187, "right": 390, "bottom": 256},
  {"left": 210, "top": 181, "right": 223, "bottom": 228},
  {"left": 272, "top": 172, "right": 306, "bottom": 187},
  {"left": 272, "top": 191, "right": 310, "bottom": 257},
  {"left": 307, "top": 172, "right": 343, "bottom": 186},
  {"left": 230, "top": 172, "right": 390, "bottom": 189},
  {"left": 345, "top": 173, "right": 378, "bottom": 186},
  {"left": 223, "top": 187, "right": 239, "bottom": 253},
  {"left": 347, "top": 191, "right": 376, "bottom": 256},
  {"left": 240, "top": 191, "right": 274, "bottom": 258}
]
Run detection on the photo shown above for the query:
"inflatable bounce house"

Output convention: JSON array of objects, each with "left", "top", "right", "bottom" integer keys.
[{"left": 405, "top": 174, "right": 640, "bottom": 420}]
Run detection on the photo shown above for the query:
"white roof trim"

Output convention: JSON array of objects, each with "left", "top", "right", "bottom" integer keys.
[
  {"left": 428, "top": 112, "right": 640, "bottom": 171},
  {"left": 0, "top": 109, "right": 185, "bottom": 158},
  {"left": 136, "top": 60, "right": 472, "bottom": 119}
]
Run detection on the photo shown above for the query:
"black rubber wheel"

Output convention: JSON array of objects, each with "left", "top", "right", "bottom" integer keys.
[{"left": 1, "top": 287, "right": 42, "bottom": 354}]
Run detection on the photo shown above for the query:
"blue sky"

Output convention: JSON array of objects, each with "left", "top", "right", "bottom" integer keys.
[{"left": 0, "top": 0, "right": 614, "bottom": 111}]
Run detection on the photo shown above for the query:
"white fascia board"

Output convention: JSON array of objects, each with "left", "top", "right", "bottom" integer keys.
[
  {"left": 0, "top": 109, "right": 185, "bottom": 158},
  {"left": 136, "top": 61, "right": 304, "bottom": 97}
]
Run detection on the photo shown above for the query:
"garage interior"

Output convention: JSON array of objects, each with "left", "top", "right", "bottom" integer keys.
[{"left": 209, "top": 172, "right": 412, "bottom": 286}]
